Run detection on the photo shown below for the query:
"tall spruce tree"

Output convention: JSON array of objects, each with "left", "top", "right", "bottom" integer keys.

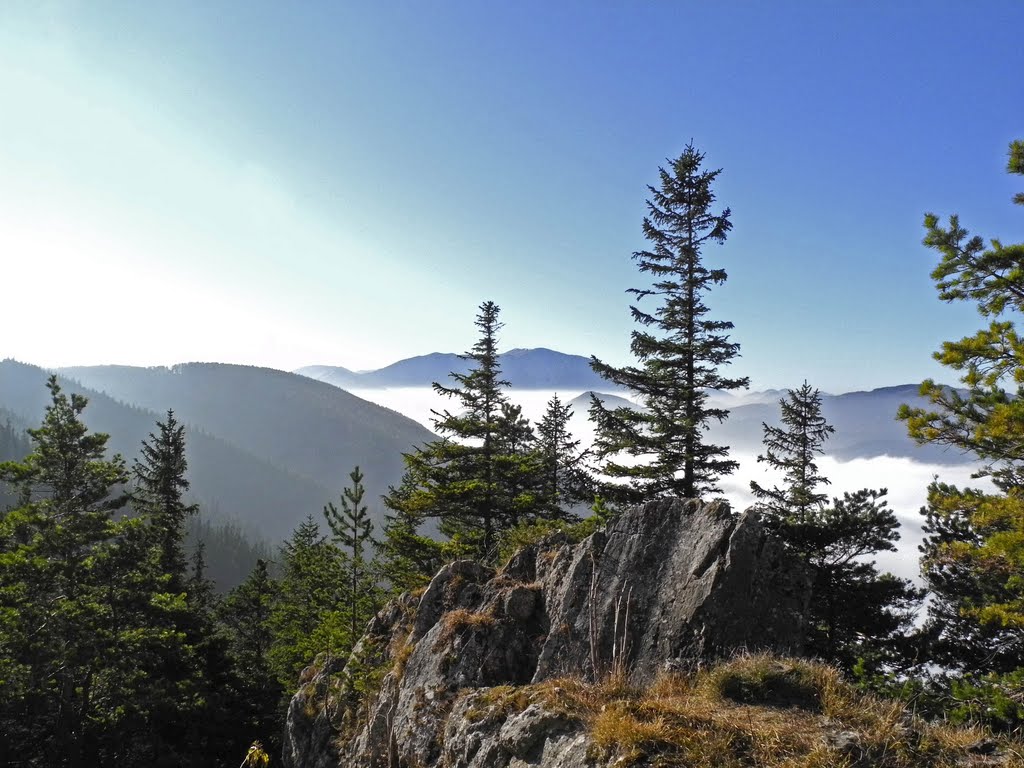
[
  {"left": 590, "top": 144, "right": 748, "bottom": 502},
  {"left": 897, "top": 139, "right": 1024, "bottom": 726},
  {"left": 324, "top": 466, "right": 379, "bottom": 653},
  {"left": 750, "top": 382, "right": 834, "bottom": 527},
  {"left": 116, "top": 412, "right": 242, "bottom": 767},
  {"left": 433, "top": 300, "right": 509, "bottom": 554}
]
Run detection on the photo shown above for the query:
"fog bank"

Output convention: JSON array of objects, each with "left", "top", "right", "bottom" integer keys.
[{"left": 349, "top": 386, "right": 989, "bottom": 582}]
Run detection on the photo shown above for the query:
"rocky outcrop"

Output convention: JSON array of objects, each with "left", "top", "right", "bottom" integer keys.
[
  {"left": 533, "top": 497, "right": 809, "bottom": 683},
  {"left": 282, "top": 498, "right": 811, "bottom": 768}
]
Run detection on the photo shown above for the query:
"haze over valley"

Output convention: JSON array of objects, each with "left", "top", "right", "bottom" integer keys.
[
  {"left": 298, "top": 349, "right": 984, "bottom": 583},
  {"left": 0, "top": 346, "right": 982, "bottom": 584}
]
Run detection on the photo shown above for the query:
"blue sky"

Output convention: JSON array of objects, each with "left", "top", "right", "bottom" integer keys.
[{"left": 1, "top": 2, "right": 1021, "bottom": 391}]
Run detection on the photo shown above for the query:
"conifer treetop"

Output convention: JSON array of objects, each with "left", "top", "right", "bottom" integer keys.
[{"left": 590, "top": 144, "right": 748, "bottom": 502}]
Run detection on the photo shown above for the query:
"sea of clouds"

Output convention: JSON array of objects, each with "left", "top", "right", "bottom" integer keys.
[{"left": 349, "top": 387, "right": 991, "bottom": 584}]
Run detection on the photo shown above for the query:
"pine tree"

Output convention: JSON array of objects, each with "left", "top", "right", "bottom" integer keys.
[
  {"left": 897, "top": 139, "right": 1024, "bottom": 725},
  {"left": 590, "top": 144, "right": 748, "bottom": 503},
  {"left": 535, "top": 394, "right": 592, "bottom": 520},
  {"left": 912, "top": 482, "right": 1017, "bottom": 673},
  {"left": 324, "top": 466, "right": 380, "bottom": 652},
  {"left": 750, "top": 382, "right": 834, "bottom": 527}
]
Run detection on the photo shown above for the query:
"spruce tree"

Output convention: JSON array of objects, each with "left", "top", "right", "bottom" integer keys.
[
  {"left": 217, "top": 559, "right": 282, "bottom": 753},
  {"left": 750, "top": 384, "right": 920, "bottom": 672},
  {"left": 535, "top": 394, "right": 592, "bottom": 520},
  {"left": 0, "top": 378, "right": 137, "bottom": 765},
  {"left": 133, "top": 409, "right": 198, "bottom": 588},
  {"left": 750, "top": 382, "right": 834, "bottom": 527},
  {"left": 324, "top": 466, "right": 380, "bottom": 652},
  {"left": 793, "top": 489, "right": 922, "bottom": 671},
  {"left": 432, "top": 300, "right": 510, "bottom": 553},
  {"left": 270, "top": 515, "right": 346, "bottom": 686},
  {"left": 492, "top": 401, "right": 542, "bottom": 527},
  {"left": 378, "top": 470, "right": 446, "bottom": 592},
  {"left": 113, "top": 413, "right": 232, "bottom": 766},
  {"left": 384, "top": 301, "right": 535, "bottom": 559},
  {"left": 590, "top": 144, "right": 748, "bottom": 503}
]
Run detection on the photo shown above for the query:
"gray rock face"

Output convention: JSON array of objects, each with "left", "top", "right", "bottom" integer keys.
[
  {"left": 281, "top": 498, "right": 810, "bottom": 768},
  {"left": 280, "top": 654, "right": 346, "bottom": 768},
  {"left": 441, "top": 693, "right": 595, "bottom": 768},
  {"left": 535, "top": 498, "right": 810, "bottom": 683}
]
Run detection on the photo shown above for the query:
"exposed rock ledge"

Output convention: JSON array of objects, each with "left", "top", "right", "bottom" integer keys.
[{"left": 282, "top": 498, "right": 811, "bottom": 768}]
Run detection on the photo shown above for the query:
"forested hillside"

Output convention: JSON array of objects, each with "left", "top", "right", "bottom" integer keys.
[
  {"left": 59, "top": 363, "right": 436, "bottom": 525},
  {"left": 2, "top": 360, "right": 333, "bottom": 543}
]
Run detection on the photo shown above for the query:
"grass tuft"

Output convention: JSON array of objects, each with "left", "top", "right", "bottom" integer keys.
[
  {"left": 701, "top": 654, "right": 828, "bottom": 711},
  {"left": 437, "top": 607, "right": 496, "bottom": 646}
]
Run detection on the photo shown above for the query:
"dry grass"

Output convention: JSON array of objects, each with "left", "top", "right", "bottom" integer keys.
[
  {"left": 437, "top": 607, "right": 496, "bottom": 646},
  {"left": 442, "top": 572, "right": 467, "bottom": 608},
  {"left": 463, "top": 653, "right": 1024, "bottom": 767},
  {"left": 409, "top": 585, "right": 429, "bottom": 600},
  {"left": 537, "top": 548, "right": 561, "bottom": 568},
  {"left": 391, "top": 639, "right": 415, "bottom": 680}
]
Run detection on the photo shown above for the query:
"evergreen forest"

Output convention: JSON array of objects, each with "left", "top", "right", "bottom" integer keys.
[{"left": 1, "top": 138, "right": 1022, "bottom": 766}]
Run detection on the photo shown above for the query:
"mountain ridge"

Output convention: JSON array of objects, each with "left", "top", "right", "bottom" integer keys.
[
  {"left": 296, "top": 348, "right": 619, "bottom": 391},
  {"left": 57, "top": 363, "right": 436, "bottom": 505},
  {"left": 1, "top": 359, "right": 333, "bottom": 542},
  {"left": 4, "top": 361, "right": 437, "bottom": 543}
]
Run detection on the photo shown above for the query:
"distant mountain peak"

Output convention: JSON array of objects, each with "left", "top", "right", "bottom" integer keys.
[{"left": 297, "top": 347, "right": 617, "bottom": 391}]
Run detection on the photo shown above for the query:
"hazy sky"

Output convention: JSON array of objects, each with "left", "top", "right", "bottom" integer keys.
[{"left": 1, "top": 2, "right": 1021, "bottom": 391}]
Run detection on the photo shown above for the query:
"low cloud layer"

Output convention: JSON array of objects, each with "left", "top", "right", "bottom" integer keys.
[
  {"left": 349, "top": 386, "right": 990, "bottom": 583},
  {"left": 723, "top": 452, "right": 990, "bottom": 583}
]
